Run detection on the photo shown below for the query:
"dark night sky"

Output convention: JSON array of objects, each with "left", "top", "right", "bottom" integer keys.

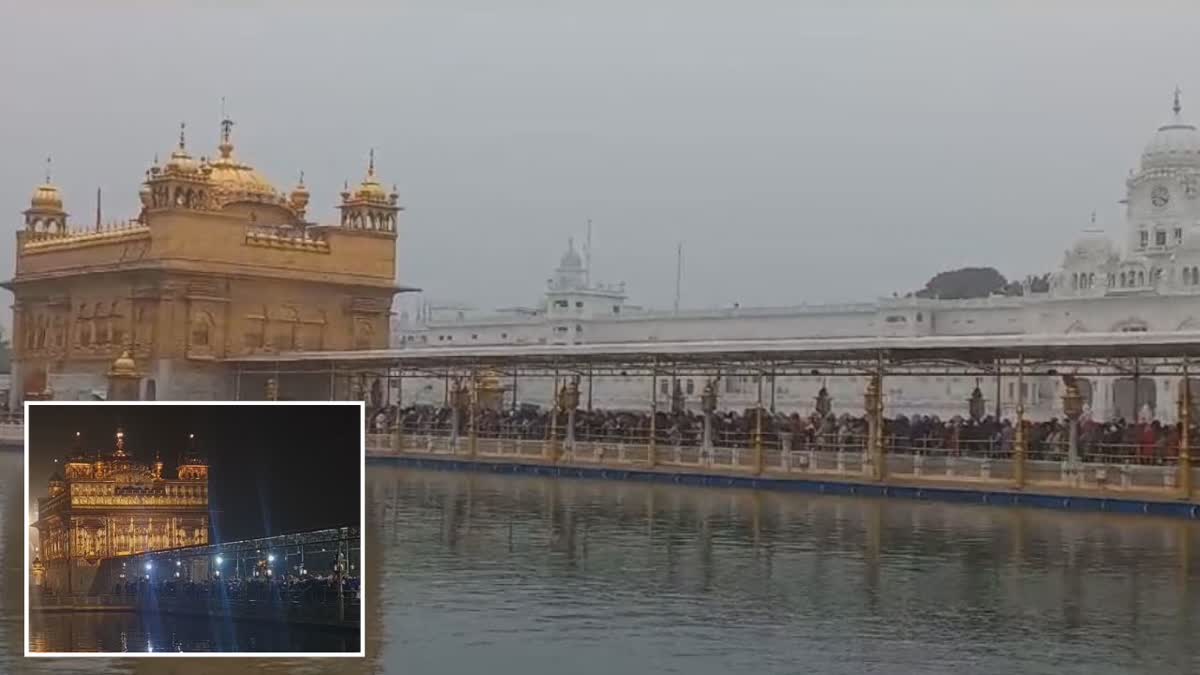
[{"left": 27, "top": 404, "right": 362, "bottom": 543}]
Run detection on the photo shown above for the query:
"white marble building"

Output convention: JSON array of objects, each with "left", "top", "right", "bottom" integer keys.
[{"left": 394, "top": 94, "right": 1200, "bottom": 422}]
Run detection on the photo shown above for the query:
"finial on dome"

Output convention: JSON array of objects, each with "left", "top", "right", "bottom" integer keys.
[
  {"left": 298, "top": 170, "right": 305, "bottom": 186},
  {"left": 44, "top": 155, "right": 52, "bottom": 184},
  {"left": 178, "top": 121, "right": 187, "bottom": 151},
  {"left": 219, "top": 99, "right": 235, "bottom": 159},
  {"left": 1090, "top": 210, "right": 1096, "bottom": 225},
  {"left": 368, "top": 148, "right": 376, "bottom": 177},
  {"left": 1174, "top": 86, "right": 1183, "bottom": 117}
]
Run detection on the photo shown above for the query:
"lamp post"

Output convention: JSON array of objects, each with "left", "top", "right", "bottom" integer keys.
[
  {"left": 814, "top": 383, "right": 832, "bottom": 420},
  {"left": 701, "top": 378, "right": 717, "bottom": 464},
  {"left": 968, "top": 380, "right": 985, "bottom": 423},
  {"left": 1061, "top": 375, "right": 1084, "bottom": 469},
  {"left": 561, "top": 377, "right": 580, "bottom": 459}
]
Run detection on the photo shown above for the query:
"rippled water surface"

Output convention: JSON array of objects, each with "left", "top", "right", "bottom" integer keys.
[{"left": 3, "top": 453, "right": 1200, "bottom": 674}]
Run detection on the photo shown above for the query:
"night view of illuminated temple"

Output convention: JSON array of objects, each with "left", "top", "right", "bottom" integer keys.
[
  {"left": 5, "top": 115, "right": 410, "bottom": 403},
  {"left": 32, "top": 429, "right": 209, "bottom": 594}
]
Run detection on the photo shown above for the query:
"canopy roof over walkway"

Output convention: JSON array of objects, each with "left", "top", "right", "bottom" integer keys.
[{"left": 227, "top": 331, "right": 1200, "bottom": 376}]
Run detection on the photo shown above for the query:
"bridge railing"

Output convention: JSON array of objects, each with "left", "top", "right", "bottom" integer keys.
[{"left": 373, "top": 427, "right": 1199, "bottom": 498}]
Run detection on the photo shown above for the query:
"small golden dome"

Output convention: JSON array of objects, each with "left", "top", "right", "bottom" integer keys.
[
  {"left": 109, "top": 350, "right": 138, "bottom": 378},
  {"left": 164, "top": 122, "right": 200, "bottom": 174},
  {"left": 290, "top": 171, "right": 310, "bottom": 205},
  {"left": 30, "top": 183, "right": 63, "bottom": 210},
  {"left": 352, "top": 149, "right": 389, "bottom": 202}
]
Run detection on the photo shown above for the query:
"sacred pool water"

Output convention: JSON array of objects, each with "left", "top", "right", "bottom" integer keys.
[{"left": 2, "top": 452, "right": 1198, "bottom": 674}]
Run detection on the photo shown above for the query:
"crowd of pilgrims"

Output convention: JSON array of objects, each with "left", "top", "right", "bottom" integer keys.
[
  {"left": 112, "top": 573, "right": 360, "bottom": 603},
  {"left": 372, "top": 403, "right": 1196, "bottom": 465}
]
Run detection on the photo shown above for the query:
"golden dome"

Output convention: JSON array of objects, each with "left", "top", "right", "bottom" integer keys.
[
  {"left": 30, "top": 183, "right": 63, "bottom": 210},
  {"left": 108, "top": 350, "right": 138, "bottom": 378},
  {"left": 207, "top": 118, "right": 280, "bottom": 200},
  {"left": 208, "top": 157, "right": 279, "bottom": 198}
]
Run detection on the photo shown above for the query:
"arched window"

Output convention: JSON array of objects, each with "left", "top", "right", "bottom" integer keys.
[
  {"left": 1138, "top": 270, "right": 1145, "bottom": 285},
  {"left": 190, "top": 312, "right": 212, "bottom": 348}
]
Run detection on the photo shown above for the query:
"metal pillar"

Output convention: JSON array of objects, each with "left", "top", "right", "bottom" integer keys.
[
  {"left": 1179, "top": 364, "right": 1193, "bottom": 500},
  {"left": 328, "top": 365, "right": 335, "bottom": 401},
  {"left": 468, "top": 373, "right": 478, "bottom": 459},
  {"left": 449, "top": 377, "right": 461, "bottom": 449},
  {"left": 994, "top": 359, "right": 1002, "bottom": 420},
  {"left": 649, "top": 365, "right": 658, "bottom": 467},
  {"left": 1013, "top": 356, "right": 1027, "bottom": 489},
  {"left": 511, "top": 371, "right": 518, "bottom": 413},
  {"left": 547, "top": 373, "right": 559, "bottom": 461},
  {"left": 394, "top": 369, "right": 404, "bottom": 454},
  {"left": 587, "top": 369, "right": 594, "bottom": 412},
  {"left": 866, "top": 368, "right": 885, "bottom": 481},
  {"left": 754, "top": 375, "right": 764, "bottom": 475},
  {"left": 769, "top": 369, "right": 776, "bottom": 414}
]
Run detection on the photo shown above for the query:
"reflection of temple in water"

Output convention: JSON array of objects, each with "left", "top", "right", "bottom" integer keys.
[{"left": 33, "top": 428, "right": 209, "bottom": 594}]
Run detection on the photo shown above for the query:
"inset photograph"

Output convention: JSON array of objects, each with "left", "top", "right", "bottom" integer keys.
[{"left": 24, "top": 402, "right": 364, "bottom": 657}]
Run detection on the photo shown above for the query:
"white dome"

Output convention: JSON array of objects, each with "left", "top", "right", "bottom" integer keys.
[
  {"left": 558, "top": 238, "right": 583, "bottom": 269},
  {"left": 1070, "top": 229, "right": 1115, "bottom": 259},
  {"left": 1141, "top": 93, "right": 1200, "bottom": 169}
]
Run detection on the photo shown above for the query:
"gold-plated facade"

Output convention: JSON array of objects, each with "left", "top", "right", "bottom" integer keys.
[
  {"left": 33, "top": 429, "right": 210, "bottom": 594},
  {"left": 6, "top": 118, "right": 404, "bottom": 401}
]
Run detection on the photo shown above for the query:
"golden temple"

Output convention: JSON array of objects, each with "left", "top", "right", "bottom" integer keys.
[
  {"left": 5, "top": 116, "right": 410, "bottom": 401},
  {"left": 33, "top": 429, "right": 209, "bottom": 594}
]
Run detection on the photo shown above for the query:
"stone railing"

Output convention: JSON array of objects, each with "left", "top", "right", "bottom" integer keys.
[
  {"left": 245, "top": 225, "right": 330, "bottom": 253},
  {"left": 22, "top": 223, "right": 151, "bottom": 253}
]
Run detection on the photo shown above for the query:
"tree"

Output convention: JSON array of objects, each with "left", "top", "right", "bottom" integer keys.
[{"left": 914, "top": 267, "right": 1009, "bottom": 300}]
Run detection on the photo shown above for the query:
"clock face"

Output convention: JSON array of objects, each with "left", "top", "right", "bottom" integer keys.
[{"left": 1151, "top": 185, "right": 1170, "bottom": 208}]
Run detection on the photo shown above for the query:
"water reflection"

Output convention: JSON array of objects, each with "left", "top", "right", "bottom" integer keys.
[
  {"left": 3, "top": 453, "right": 1200, "bottom": 674},
  {"left": 369, "top": 466, "right": 1200, "bottom": 675},
  {"left": 27, "top": 612, "right": 360, "bottom": 654}
]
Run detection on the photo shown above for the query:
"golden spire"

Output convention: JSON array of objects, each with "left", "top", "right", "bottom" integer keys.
[
  {"left": 44, "top": 155, "right": 52, "bottom": 183},
  {"left": 368, "top": 148, "right": 376, "bottom": 177}
]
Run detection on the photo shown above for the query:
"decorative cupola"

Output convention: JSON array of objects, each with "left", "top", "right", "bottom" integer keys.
[
  {"left": 24, "top": 157, "right": 67, "bottom": 234},
  {"left": 338, "top": 149, "right": 401, "bottom": 233},
  {"left": 177, "top": 432, "right": 208, "bottom": 481},
  {"left": 289, "top": 170, "right": 311, "bottom": 218},
  {"left": 142, "top": 122, "right": 212, "bottom": 211}
]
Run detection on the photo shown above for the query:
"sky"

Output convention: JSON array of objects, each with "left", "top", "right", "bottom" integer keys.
[
  {"left": 26, "top": 404, "right": 362, "bottom": 543},
  {"left": 2, "top": 1, "right": 1200, "bottom": 327}
]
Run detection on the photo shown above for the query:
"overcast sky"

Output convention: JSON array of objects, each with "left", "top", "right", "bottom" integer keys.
[{"left": 2, "top": 1, "right": 1199, "bottom": 326}]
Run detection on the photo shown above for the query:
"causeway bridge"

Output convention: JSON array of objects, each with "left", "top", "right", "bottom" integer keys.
[{"left": 234, "top": 331, "right": 1200, "bottom": 517}]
